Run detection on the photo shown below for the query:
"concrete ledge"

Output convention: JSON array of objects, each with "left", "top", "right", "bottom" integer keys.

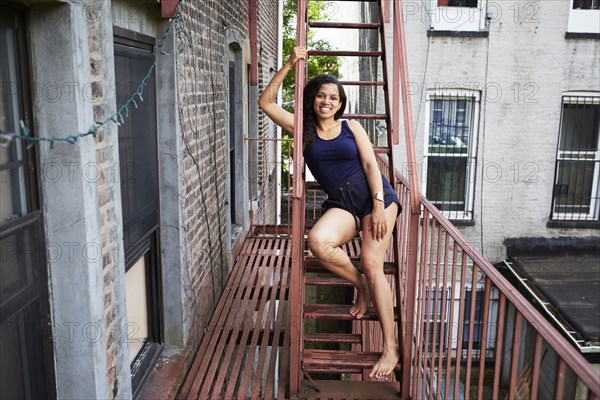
[
  {"left": 546, "top": 220, "right": 600, "bottom": 230},
  {"left": 427, "top": 29, "right": 489, "bottom": 38},
  {"left": 565, "top": 32, "right": 600, "bottom": 39},
  {"left": 449, "top": 219, "right": 476, "bottom": 227},
  {"left": 505, "top": 236, "right": 600, "bottom": 258}
]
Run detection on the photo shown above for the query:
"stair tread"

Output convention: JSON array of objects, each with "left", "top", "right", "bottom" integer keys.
[
  {"left": 344, "top": 113, "right": 388, "bottom": 120},
  {"left": 309, "top": 50, "right": 383, "bottom": 57},
  {"left": 305, "top": 259, "right": 398, "bottom": 275},
  {"left": 304, "top": 332, "right": 362, "bottom": 344},
  {"left": 303, "top": 349, "right": 401, "bottom": 370},
  {"left": 308, "top": 21, "right": 381, "bottom": 29},
  {"left": 302, "top": 379, "right": 401, "bottom": 400},
  {"left": 305, "top": 277, "right": 353, "bottom": 286},
  {"left": 339, "top": 80, "right": 385, "bottom": 86},
  {"left": 304, "top": 304, "right": 399, "bottom": 321}
]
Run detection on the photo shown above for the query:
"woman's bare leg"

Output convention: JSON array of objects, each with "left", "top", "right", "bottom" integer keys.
[
  {"left": 360, "top": 203, "right": 399, "bottom": 379},
  {"left": 308, "top": 208, "right": 370, "bottom": 318}
]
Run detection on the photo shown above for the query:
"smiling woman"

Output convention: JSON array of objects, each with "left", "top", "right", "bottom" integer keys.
[{"left": 258, "top": 46, "right": 402, "bottom": 380}]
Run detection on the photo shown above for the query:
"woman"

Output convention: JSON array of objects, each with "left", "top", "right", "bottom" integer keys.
[{"left": 258, "top": 46, "right": 401, "bottom": 380}]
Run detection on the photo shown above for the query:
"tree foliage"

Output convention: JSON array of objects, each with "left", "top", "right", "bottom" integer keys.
[
  {"left": 281, "top": 0, "right": 341, "bottom": 114},
  {"left": 280, "top": 0, "right": 341, "bottom": 187}
]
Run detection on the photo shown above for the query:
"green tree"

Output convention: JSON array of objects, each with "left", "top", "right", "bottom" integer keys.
[
  {"left": 282, "top": 0, "right": 341, "bottom": 112},
  {"left": 281, "top": 0, "right": 341, "bottom": 187}
]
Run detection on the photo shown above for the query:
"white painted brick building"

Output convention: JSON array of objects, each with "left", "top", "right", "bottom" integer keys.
[{"left": 342, "top": 0, "right": 599, "bottom": 260}]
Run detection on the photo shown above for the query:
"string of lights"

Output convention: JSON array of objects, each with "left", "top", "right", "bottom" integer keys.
[{"left": 0, "top": 4, "right": 191, "bottom": 149}]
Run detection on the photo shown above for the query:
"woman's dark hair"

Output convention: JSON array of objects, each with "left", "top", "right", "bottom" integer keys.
[{"left": 302, "top": 74, "right": 347, "bottom": 148}]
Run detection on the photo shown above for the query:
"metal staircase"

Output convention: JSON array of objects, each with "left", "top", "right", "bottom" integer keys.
[{"left": 288, "top": 1, "right": 420, "bottom": 398}]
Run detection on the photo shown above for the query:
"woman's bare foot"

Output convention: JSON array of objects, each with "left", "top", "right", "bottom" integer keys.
[
  {"left": 369, "top": 346, "right": 399, "bottom": 380},
  {"left": 349, "top": 275, "right": 369, "bottom": 319}
]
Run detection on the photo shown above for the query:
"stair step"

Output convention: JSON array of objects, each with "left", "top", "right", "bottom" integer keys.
[
  {"left": 309, "top": 50, "right": 383, "bottom": 57},
  {"left": 302, "top": 380, "right": 401, "bottom": 400},
  {"left": 309, "top": 21, "right": 381, "bottom": 30},
  {"left": 339, "top": 80, "right": 385, "bottom": 86},
  {"left": 343, "top": 113, "right": 387, "bottom": 120},
  {"left": 303, "top": 349, "right": 401, "bottom": 374},
  {"left": 305, "top": 259, "right": 398, "bottom": 275},
  {"left": 373, "top": 147, "right": 391, "bottom": 154},
  {"left": 304, "top": 333, "right": 363, "bottom": 344},
  {"left": 305, "top": 181, "right": 322, "bottom": 191},
  {"left": 304, "top": 304, "right": 399, "bottom": 321},
  {"left": 305, "top": 277, "right": 353, "bottom": 287}
]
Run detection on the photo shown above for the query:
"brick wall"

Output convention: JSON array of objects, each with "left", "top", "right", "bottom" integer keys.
[
  {"left": 256, "top": 0, "right": 280, "bottom": 225},
  {"left": 373, "top": 2, "right": 600, "bottom": 259},
  {"left": 67, "top": 0, "right": 282, "bottom": 396},
  {"left": 174, "top": 0, "right": 280, "bottom": 357},
  {"left": 86, "top": 4, "right": 130, "bottom": 398}
]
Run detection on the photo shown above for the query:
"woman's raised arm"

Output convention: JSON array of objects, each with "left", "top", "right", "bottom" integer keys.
[{"left": 258, "top": 46, "right": 307, "bottom": 133}]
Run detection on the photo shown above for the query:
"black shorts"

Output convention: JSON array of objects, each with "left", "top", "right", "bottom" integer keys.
[{"left": 322, "top": 170, "right": 402, "bottom": 231}]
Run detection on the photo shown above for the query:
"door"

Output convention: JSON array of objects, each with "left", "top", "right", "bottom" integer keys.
[{"left": 0, "top": 5, "right": 55, "bottom": 399}]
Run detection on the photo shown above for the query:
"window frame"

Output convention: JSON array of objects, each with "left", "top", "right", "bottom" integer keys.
[
  {"left": 113, "top": 25, "right": 164, "bottom": 397},
  {"left": 423, "top": 89, "right": 480, "bottom": 220},
  {"left": 429, "top": 0, "right": 488, "bottom": 32},
  {"left": 550, "top": 93, "right": 600, "bottom": 222},
  {"left": 568, "top": 0, "right": 600, "bottom": 34}
]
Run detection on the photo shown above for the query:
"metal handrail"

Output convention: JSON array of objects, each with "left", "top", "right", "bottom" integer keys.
[
  {"left": 418, "top": 193, "right": 597, "bottom": 396},
  {"left": 378, "top": 154, "right": 600, "bottom": 398},
  {"left": 289, "top": 0, "right": 308, "bottom": 395}
]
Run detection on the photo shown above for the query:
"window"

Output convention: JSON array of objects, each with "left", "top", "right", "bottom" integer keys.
[
  {"left": 424, "top": 90, "right": 479, "bottom": 220},
  {"left": 227, "top": 44, "right": 245, "bottom": 233},
  {"left": 430, "top": 0, "right": 487, "bottom": 32},
  {"left": 0, "top": 5, "right": 54, "bottom": 398},
  {"left": 114, "top": 27, "right": 163, "bottom": 396},
  {"left": 568, "top": 0, "right": 600, "bottom": 33},
  {"left": 423, "top": 289, "right": 448, "bottom": 353},
  {"left": 460, "top": 288, "right": 497, "bottom": 358},
  {"left": 551, "top": 95, "right": 600, "bottom": 222},
  {"left": 573, "top": 0, "right": 600, "bottom": 8},
  {"left": 229, "top": 60, "right": 238, "bottom": 224},
  {"left": 462, "top": 290, "right": 484, "bottom": 350}
]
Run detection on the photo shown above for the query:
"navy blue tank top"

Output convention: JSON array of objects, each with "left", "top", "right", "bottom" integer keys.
[{"left": 303, "top": 120, "right": 363, "bottom": 196}]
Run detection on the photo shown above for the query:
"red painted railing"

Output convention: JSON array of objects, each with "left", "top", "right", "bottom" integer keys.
[
  {"left": 249, "top": 0, "right": 600, "bottom": 397},
  {"left": 378, "top": 156, "right": 600, "bottom": 400}
]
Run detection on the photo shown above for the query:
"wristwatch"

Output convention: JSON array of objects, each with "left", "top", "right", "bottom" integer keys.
[{"left": 374, "top": 191, "right": 385, "bottom": 202}]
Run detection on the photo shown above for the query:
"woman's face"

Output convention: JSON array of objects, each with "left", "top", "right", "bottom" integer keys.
[{"left": 313, "top": 83, "right": 342, "bottom": 120}]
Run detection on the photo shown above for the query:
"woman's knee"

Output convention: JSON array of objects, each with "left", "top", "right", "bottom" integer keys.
[
  {"left": 307, "top": 229, "right": 335, "bottom": 259},
  {"left": 360, "top": 252, "right": 383, "bottom": 281}
]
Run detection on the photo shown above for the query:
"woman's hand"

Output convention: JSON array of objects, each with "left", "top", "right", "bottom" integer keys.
[
  {"left": 369, "top": 204, "right": 387, "bottom": 241},
  {"left": 258, "top": 47, "right": 307, "bottom": 133},
  {"left": 287, "top": 46, "right": 307, "bottom": 66}
]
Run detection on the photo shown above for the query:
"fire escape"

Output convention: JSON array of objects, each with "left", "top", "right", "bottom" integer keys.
[{"left": 179, "top": 1, "right": 600, "bottom": 399}]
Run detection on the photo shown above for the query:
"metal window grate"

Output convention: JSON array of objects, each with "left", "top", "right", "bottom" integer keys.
[
  {"left": 425, "top": 93, "right": 478, "bottom": 220},
  {"left": 551, "top": 95, "right": 600, "bottom": 222}
]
